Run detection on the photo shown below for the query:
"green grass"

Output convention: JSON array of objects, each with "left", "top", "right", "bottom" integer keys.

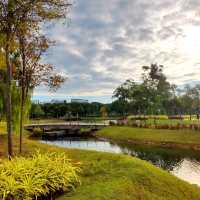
[
  {"left": 1, "top": 125, "right": 200, "bottom": 199},
  {"left": 58, "top": 151, "right": 200, "bottom": 200},
  {"left": 20, "top": 139, "right": 200, "bottom": 200},
  {"left": 97, "top": 126, "right": 200, "bottom": 146}
]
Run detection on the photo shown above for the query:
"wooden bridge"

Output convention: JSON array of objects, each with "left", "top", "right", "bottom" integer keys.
[{"left": 24, "top": 122, "right": 108, "bottom": 138}]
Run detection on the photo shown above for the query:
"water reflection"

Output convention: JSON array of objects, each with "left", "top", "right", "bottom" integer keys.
[
  {"left": 41, "top": 138, "right": 200, "bottom": 186},
  {"left": 42, "top": 138, "right": 122, "bottom": 153},
  {"left": 172, "top": 159, "right": 200, "bottom": 186}
]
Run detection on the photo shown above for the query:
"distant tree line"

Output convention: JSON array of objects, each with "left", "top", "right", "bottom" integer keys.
[
  {"left": 30, "top": 64, "right": 200, "bottom": 119},
  {"left": 30, "top": 101, "right": 125, "bottom": 119},
  {"left": 30, "top": 102, "right": 104, "bottom": 119}
]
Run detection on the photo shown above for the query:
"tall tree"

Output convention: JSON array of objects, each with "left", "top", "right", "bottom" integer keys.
[
  {"left": 17, "top": 34, "right": 65, "bottom": 153},
  {"left": 114, "top": 64, "right": 174, "bottom": 115},
  {"left": 142, "top": 64, "right": 172, "bottom": 113},
  {"left": 0, "top": 0, "right": 71, "bottom": 158},
  {"left": 0, "top": 1, "right": 18, "bottom": 158}
]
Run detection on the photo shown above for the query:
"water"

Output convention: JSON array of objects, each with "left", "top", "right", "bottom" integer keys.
[{"left": 41, "top": 138, "right": 200, "bottom": 186}]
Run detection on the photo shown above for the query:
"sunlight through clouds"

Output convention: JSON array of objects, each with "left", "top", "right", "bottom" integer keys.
[{"left": 33, "top": 0, "right": 200, "bottom": 102}]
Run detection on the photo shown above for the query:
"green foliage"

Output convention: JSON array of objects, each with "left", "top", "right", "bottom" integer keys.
[
  {"left": 128, "top": 115, "right": 170, "bottom": 120},
  {"left": 100, "top": 106, "right": 108, "bottom": 118},
  {"left": 113, "top": 64, "right": 173, "bottom": 115},
  {"left": 0, "top": 151, "right": 81, "bottom": 200},
  {"left": 30, "top": 101, "right": 103, "bottom": 119},
  {"left": 113, "top": 64, "right": 200, "bottom": 116},
  {"left": 30, "top": 103, "right": 45, "bottom": 118},
  {"left": 12, "top": 83, "right": 21, "bottom": 133},
  {"left": 31, "top": 127, "right": 43, "bottom": 137},
  {"left": 0, "top": 78, "right": 31, "bottom": 133},
  {"left": 11, "top": 83, "right": 31, "bottom": 134}
]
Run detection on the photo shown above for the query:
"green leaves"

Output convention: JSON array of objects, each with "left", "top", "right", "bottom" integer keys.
[{"left": 0, "top": 151, "right": 81, "bottom": 199}]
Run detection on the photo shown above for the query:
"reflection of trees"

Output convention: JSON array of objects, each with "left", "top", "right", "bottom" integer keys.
[
  {"left": 133, "top": 151, "right": 182, "bottom": 171},
  {"left": 115, "top": 142, "right": 200, "bottom": 171}
]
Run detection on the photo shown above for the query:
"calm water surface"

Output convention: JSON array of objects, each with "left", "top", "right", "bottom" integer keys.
[{"left": 41, "top": 138, "right": 200, "bottom": 186}]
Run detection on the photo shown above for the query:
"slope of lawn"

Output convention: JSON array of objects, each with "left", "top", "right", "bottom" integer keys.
[
  {"left": 1, "top": 121, "right": 200, "bottom": 200},
  {"left": 97, "top": 126, "right": 200, "bottom": 148},
  {"left": 0, "top": 135, "right": 200, "bottom": 200},
  {"left": 57, "top": 149, "right": 200, "bottom": 200}
]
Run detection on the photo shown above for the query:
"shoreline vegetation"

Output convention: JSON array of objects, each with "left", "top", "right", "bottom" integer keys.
[
  {"left": 2, "top": 124, "right": 200, "bottom": 199},
  {"left": 1, "top": 135, "right": 200, "bottom": 200},
  {"left": 97, "top": 126, "right": 200, "bottom": 151}
]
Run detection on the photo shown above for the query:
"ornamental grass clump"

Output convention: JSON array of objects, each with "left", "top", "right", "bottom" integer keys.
[{"left": 0, "top": 152, "right": 81, "bottom": 200}]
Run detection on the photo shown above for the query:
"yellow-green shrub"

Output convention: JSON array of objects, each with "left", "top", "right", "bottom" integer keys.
[
  {"left": 0, "top": 152, "right": 81, "bottom": 200},
  {"left": 31, "top": 127, "right": 43, "bottom": 137},
  {"left": 182, "top": 115, "right": 197, "bottom": 120},
  {"left": 128, "top": 115, "right": 168, "bottom": 120},
  {"left": 148, "top": 115, "right": 168, "bottom": 120}
]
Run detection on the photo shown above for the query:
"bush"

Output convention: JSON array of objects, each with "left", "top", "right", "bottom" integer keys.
[
  {"left": 0, "top": 152, "right": 81, "bottom": 200},
  {"left": 128, "top": 115, "right": 168, "bottom": 120},
  {"left": 182, "top": 115, "right": 197, "bottom": 120},
  {"left": 148, "top": 115, "right": 168, "bottom": 120},
  {"left": 168, "top": 115, "right": 184, "bottom": 120},
  {"left": 31, "top": 128, "right": 43, "bottom": 137}
]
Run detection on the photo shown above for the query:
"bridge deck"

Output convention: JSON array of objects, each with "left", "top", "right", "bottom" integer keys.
[{"left": 24, "top": 122, "right": 108, "bottom": 131}]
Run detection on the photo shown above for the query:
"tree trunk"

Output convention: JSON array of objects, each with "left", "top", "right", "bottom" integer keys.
[
  {"left": 19, "top": 36, "right": 26, "bottom": 154},
  {"left": 5, "top": 38, "right": 13, "bottom": 159},
  {"left": 19, "top": 87, "right": 25, "bottom": 153}
]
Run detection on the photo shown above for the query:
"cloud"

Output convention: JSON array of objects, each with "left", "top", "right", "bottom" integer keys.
[{"left": 34, "top": 0, "right": 200, "bottom": 102}]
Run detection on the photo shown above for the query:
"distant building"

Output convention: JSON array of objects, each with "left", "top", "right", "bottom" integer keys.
[
  {"left": 71, "top": 99, "right": 89, "bottom": 103},
  {"left": 51, "top": 99, "right": 65, "bottom": 104}
]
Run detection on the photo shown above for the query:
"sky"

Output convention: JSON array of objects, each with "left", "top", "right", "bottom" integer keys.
[{"left": 33, "top": 0, "right": 200, "bottom": 103}]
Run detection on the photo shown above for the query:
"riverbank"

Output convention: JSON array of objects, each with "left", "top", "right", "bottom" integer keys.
[
  {"left": 1, "top": 135, "right": 200, "bottom": 199},
  {"left": 97, "top": 126, "right": 200, "bottom": 151}
]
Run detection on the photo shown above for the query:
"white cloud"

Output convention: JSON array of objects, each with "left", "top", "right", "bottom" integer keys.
[{"left": 34, "top": 0, "right": 200, "bottom": 101}]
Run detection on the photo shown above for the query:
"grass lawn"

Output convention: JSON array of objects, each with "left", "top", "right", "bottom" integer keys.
[
  {"left": 97, "top": 126, "right": 200, "bottom": 148},
  {"left": 1, "top": 122, "right": 200, "bottom": 199},
  {"left": 0, "top": 134, "right": 200, "bottom": 199}
]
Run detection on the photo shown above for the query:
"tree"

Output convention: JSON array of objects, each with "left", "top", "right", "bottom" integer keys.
[
  {"left": 113, "top": 64, "right": 174, "bottom": 115},
  {"left": 113, "top": 79, "right": 135, "bottom": 115},
  {"left": 17, "top": 34, "right": 66, "bottom": 153},
  {"left": 0, "top": 0, "right": 17, "bottom": 158},
  {"left": 100, "top": 106, "right": 108, "bottom": 118},
  {"left": 30, "top": 103, "right": 44, "bottom": 118},
  {"left": 110, "top": 100, "right": 128, "bottom": 116},
  {"left": 142, "top": 64, "right": 173, "bottom": 114},
  {"left": 0, "top": 0, "right": 71, "bottom": 158}
]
